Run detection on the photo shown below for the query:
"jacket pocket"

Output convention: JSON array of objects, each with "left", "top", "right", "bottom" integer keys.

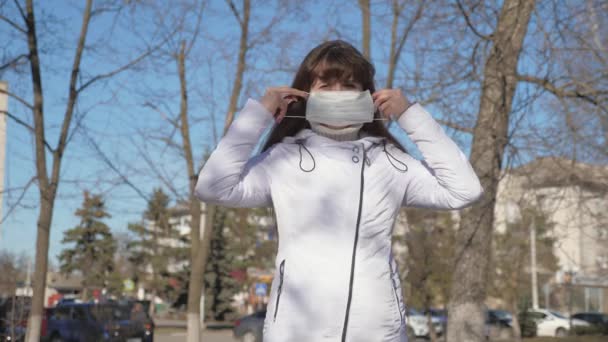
[
  {"left": 273, "top": 259, "right": 286, "bottom": 322},
  {"left": 389, "top": 262, "right": 405, "bottom": 325}
]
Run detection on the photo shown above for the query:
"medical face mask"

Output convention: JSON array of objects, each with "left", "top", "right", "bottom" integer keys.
[{"left": 305, "top": 90, "right": 375, "bottom": 126}]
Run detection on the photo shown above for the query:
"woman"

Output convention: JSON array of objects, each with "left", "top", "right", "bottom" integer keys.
[{"left": 195, "top": 40, "right": 482, "bottom": 342}]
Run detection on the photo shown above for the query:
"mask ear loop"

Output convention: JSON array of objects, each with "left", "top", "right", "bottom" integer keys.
[{"left": 282, "top": 116, "right": 389, "bottom": 121}]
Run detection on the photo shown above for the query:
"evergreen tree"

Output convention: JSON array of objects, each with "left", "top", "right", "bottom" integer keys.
[
  {"left": 404, "top": 209, "right": 457, "bottom": 310},
  {"left": 204, "top": 207, "right": 241, "bottom": 321},
  {"left": 59, "top": 191, "right": 117, "bottom": 299},
  {"left": 128, "top": 188, "right": 187, "bottom": 306},
  {"left": 489, "top": 206, "right": 558, "bottom": 338}
]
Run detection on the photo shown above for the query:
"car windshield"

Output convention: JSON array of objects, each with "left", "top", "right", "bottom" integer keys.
[
  {"left": 550, "top": 311, "right": 567, "bottom": 319},
  {"left": 408, "top": 308, "right": 422, "bottom": 316},
  {"left": 90, "top": 305, "right": 132, "bottom": 321},
  {"left": 431, "top": 309, "right": 446, "bottom": 316},
  {"left": 493, "top": 310, "right": 512, "bottom": 320}
]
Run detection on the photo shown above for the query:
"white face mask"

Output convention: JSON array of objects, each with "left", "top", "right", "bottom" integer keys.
[{"left": 305, "top": 90, "right": 375, "bottom": 126}]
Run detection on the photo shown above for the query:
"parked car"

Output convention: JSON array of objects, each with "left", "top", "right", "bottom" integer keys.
[
  {"left": 233, "top": 310, "right": 266, "bottom": 342},
  {"left": 406, "top": 308, "right": 443, "bottom": 339},
  {"left": 423, "top": 308, "right": 447, "bottom": 327},
  {"left": 571, "top": 312, "right": 608, "bottom": 334},
  {"left": 485, "top": 309, "right": 514, "bottom": 340},
  {"left": 41, "top": 302, "right": 154, "bottom": 342},
  {"left": 523, "top": 308, "right": 590, "bottom": 337}
]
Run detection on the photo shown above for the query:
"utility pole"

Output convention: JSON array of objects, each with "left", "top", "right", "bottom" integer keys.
[
  {"left": 0, "top": 81, "right": 7, "bottom": 243},
  {"left": 530, "top": 217, "right": 539, "bottom": 309}
]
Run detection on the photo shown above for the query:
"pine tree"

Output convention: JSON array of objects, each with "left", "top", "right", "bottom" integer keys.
[
  {"left": 128, "top": 188, "right": 187, "bottom": 306},
  {"left": 59, "top": 191, "right": 117, "bottom": 299},
  {"left": 204, "top": 207, "right": 241, "bottom": 321}
]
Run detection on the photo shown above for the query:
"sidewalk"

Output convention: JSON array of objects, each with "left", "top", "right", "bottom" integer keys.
[{"left": 153, "top": 317, "right": 234, "bottom": 330}]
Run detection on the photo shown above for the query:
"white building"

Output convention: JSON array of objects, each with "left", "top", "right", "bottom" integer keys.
[{"left": 494, "top": 157, "right": 608, "bottom": 312}]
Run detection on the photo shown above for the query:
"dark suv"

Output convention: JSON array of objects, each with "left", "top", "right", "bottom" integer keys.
[{"left": 41, "top": 302, "right": 153, "bottom": 342}]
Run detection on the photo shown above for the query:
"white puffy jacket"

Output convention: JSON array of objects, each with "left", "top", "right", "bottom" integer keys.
[{"left": 195, "top": 99, "right": 483, "bottom": 342}]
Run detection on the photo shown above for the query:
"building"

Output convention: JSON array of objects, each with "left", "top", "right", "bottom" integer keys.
[{"left": 495, "top": 157, "right": 608, "bottom": 312}]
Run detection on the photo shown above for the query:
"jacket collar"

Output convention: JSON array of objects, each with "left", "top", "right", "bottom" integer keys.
[{"left": 282, "top": 129, "right": 386, "bottom": 149}]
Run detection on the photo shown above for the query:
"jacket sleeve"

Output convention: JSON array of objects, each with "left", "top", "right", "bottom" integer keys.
[
  {"left": 195, "top": 99, "right": 275, "bottom": 208},
  {"left": 397, "top": 103, "right": 483, "bottom": 210}
]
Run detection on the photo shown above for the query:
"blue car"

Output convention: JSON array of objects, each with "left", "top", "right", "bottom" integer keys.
[{"left": 41, "top": 303, "right": 153, "bottom": 342}]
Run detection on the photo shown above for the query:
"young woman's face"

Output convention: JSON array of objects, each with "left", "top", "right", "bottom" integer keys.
[
  {"left": 310, "top": 78, "right": 363, "bottom": 92},
  {"left": 309, "top": 78, "right": 364, "bottom": 129}
]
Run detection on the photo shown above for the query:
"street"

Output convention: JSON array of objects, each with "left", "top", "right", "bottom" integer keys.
[{"left": 156, "top": 329, "right": 238, "bottom": 342}]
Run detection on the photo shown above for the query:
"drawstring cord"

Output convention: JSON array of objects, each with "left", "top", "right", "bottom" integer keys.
[
  {"left": 382, "top": 141, "right": 408, "bottom": 173},
  {"left": 294, "top": 139, "right": 407, "bottom": 173},
  {"left": 296, "top": 139, "right": 316, "bottom": 172}
]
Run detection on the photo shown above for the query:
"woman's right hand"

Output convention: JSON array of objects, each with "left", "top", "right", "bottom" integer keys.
[{"left": 260, "top": 86, "right": 309, "bottom": 123}]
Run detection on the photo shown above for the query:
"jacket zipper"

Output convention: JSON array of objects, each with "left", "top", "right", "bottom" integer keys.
[
  {"left": 273, "top": 259, "right": 286, "bottom": 322},
  {"left": 390, "top": 262, "right": 405, "bottom": 324},
  {"left": 341, "top": 146, "right": 366, "bottom": 342}
]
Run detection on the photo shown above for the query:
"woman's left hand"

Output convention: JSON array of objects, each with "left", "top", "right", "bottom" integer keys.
[{"left": 372, "top": 89, "right": 412, "bottom": 120}]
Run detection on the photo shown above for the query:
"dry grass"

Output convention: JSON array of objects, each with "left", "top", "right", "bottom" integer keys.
[{"left": 522, "top": 337, "right": 606, "bottom": 342}]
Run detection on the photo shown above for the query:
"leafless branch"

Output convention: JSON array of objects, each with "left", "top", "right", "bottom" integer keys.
[
  {"left": 81, "top": 127, "right": 149, "bottom": 202},
  {"left": 0, "top": 109, "right": 53, "bottom": 151},
  {"left": 0, "top": 53, "right": 29, "bottom": 72},
  {"left": 0, "top": 88, "right": 33, "bottom": 110},
  {"left": 456, "top": 0, "right": 492, "bottom": 41},
  {"left": 0, "top": 13, "right": 26, "bottom": 33},
  {"left": 0, "top": 176, "right": 35, "bottom": 225},
  {"left": 225, "top": 0, "right": 243, "bottom": 27},
  {"left": 517, "top": 73, "right": 607, "bottom": 109},
  {"left": 436, "top": 118, "right": 473, "bottom": 133}
]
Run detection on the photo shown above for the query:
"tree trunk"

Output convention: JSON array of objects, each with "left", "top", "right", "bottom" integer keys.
[
  {"left": 25, "top": 0, "right": 93, "bottom": 340},
  {"left": 176, "top": 40, "right": 206, "bottom": 342},
  {"left": 187, "top": 2, "right": 250, "bottom": 339},
  {"left": 446, "top": 1, "right": 535, "bottom": 342},
  {"left": 358, "top": 0, "right": 371, "bottom": 60}
]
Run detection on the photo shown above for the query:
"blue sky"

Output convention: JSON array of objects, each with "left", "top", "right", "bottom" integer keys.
[{"left": 1, "top": 0, "right": 599, "bottom": 267}]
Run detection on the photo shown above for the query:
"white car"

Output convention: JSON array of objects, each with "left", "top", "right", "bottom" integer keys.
[
  {"left": 526, "top": 308, "right": 590, "bottom": 337},
  {"left": 406, "top": 308, "right": 443, "bottom": 338}
]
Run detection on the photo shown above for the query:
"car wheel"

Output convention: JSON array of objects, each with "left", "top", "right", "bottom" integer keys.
[
  {"left": 406, "top": 326, "right": 416, "bottom": 340},
  {"left": 241, "top": 331, "right": 256, "bottom": 342},
  {"left": 50, "top": 335, "right": 64, "bottom": 342},
  {"left": 555, "top": 327, "right": 567, "bottom": 337}
]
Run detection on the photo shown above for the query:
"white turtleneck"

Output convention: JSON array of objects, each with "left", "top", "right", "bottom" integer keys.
[{"left": 309, "top": 122, "right": 363, "bottom": 141}]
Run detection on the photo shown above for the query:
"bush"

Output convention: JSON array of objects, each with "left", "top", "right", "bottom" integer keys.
[
  {"left": 571, "top": 324, "right": 605, "bottom": 336},
  {"left": 517, "top": 311, "right": 538, "bottom": 338}
]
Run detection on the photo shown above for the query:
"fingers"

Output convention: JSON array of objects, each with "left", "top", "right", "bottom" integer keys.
[{"left": 269, "top": 86, "right": 309, "bottom": 99}]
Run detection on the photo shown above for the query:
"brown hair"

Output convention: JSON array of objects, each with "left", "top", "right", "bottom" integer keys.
[{"left": 261, "top": 40, "right": 406, "bottom": 152}]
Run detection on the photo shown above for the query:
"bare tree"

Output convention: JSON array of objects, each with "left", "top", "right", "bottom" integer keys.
[
  {"left": 386, "top": 0, "right": 424, "bottom": 89},
  {"left": 0, "top": 1, "right": 164, "bottom": 340},
  {"left": 446, "top": 1, "right": 536, "bottom": 340}
]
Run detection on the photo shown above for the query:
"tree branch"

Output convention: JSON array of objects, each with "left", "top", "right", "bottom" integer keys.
[
  {"left": 0, "top": 53, "right": 29, "bottom": 72},
  {"left": 436, "top": 118, "right": 473, "bottom": 133},
  {"left": 225, "top": 0, "right": 243, "bottom": 27},
  {"left": 456, "top": 0, "right": 492, "bottom": 41},
  {"left": 0, "top": 13, "right": 26, "bottom": 33},
  {"left": 0, "top": 88, "right": 34, "bottom": 110},
  {"left": 516, "top": 73, "right": 607, "bottom": 108},
  {"left": 0, "top": 109, "right": 52, "bottom": 151},
  {"left": 0, "top": 176, "right": 36, "bottom": 225},
  {"left": 81, "top": 128, "right": 149, "bottom": 202}
]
